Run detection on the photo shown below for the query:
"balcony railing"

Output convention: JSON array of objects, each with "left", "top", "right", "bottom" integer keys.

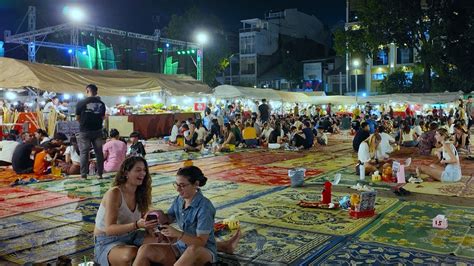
[{"left": 239, "top": 27, "right": 261, "bottom": 33}]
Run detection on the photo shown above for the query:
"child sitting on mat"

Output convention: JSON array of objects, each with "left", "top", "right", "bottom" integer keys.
[{"left": 33, "top": 143, "right": 58, "bottom": 175}]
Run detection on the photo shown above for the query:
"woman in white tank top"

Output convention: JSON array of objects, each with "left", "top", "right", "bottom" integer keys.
[
  {"left": 94, "top": 156, "right": 158, "bottom": 266},
  {"left": 414, "top": 128, "right": 462, "bottom": 182}
]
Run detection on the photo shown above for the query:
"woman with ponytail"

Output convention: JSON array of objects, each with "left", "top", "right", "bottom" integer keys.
[
  {"left": 134, "top": 165, "right": 240, "bottom": 265},
  {"left": 415, "top": 128, "right": 462, "bottom": 182}
]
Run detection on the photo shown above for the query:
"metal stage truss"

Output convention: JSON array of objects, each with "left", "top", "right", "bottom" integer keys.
[{"left": 3, "top": 6, "right": 203, "bottom": 80}]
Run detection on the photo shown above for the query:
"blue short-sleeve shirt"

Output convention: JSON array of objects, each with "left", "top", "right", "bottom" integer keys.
[{"left": 167, "top": 190, "right": 216, "bottom": 257}]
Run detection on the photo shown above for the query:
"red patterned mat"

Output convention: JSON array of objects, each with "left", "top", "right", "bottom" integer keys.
[
  {"left": 0, "top": 188, "right": 83, "bottom": 218},
  {"left": 210, "top": 165, "right": 324, "bottom": 185}
]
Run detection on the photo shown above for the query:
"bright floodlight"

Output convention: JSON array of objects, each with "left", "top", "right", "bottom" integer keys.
[
  {"left": 196, "top": 32, "right": 208, "bottom": 45},
  {"left": 362, "top": 92, "right": 367, "bottom": 97},
  {"left": 77, "top": 93, "right": 84, "bottom": 99},
  {"left": 63, "top": 94, "right": 71, "bottom": 100},
  {"left": 352, "top": 59, "right": 360, "bottom": 67},
  {"left": 66, "top": 6, "right": 86, "bottom": 23}
]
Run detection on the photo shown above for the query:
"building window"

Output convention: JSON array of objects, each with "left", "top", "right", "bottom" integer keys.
[
  {"left": 397, "top": 48, "right": 413, "bottom": 64},
  {"left": 372, "top": 73, "right": 387, "bottom": 80},
  {"left": 240, "top": 57, "right": 256, "bottom": 75},
  {"left": 373, "top": 49, "right": 389, "bottom": 66},
  {"left": 240, "top": 36, "right": 255, "bottom": 54}
]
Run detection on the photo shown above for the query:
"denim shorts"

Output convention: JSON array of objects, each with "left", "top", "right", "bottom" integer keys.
[
  {"left": 175, "top": 241, "right": 217, "bottom": 263},
  {"left": 94, "top": 230, "right": 145, "bottom": 266},
  {"left": 441, "top": 164, "right": 462, "bottom": 182}
]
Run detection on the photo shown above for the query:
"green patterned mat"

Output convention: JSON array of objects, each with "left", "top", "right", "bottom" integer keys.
[
  {"left": 217, "top": 187, "right": 398, "bottom": 236},
  {"left": 359, "top": 201, "right": 474, "bottom": 259},
  {"left": 217, "top": 222, "right": 337, "bottom": 265},
  {"left": 151, "top": 180, "right": 274, "bottom": 210},
  {"left": 310, "top": 238, "right": 474, "bottom": 265}
]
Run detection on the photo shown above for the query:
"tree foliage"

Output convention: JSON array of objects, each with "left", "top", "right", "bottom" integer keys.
[{"left": 335, "top": 0, "right": 474, "bottom": 92}]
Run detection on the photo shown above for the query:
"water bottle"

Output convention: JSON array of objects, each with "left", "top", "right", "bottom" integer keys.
[
  {"left": 359, "top": 163, "right": 366, "bottom": 181},
  {"left": 89, "top": 163, "right": 96, "bottom": 176}
]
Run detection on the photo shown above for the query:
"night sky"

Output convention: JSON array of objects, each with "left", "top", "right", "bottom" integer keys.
[{"left": 0, "top": 0, "right": 345, "bottom": 58}]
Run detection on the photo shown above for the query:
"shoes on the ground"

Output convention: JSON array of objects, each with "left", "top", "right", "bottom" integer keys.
[
  {"left": 360, "top": 185, "right": 374, "bottom": 192},
  {"left": 408, "top": 177, "right": 423, "bottom": 183},
  {"left": 393, "top": 187, "right": 411, "bottom": 196},
  {"left": 332, "top": 173, "right": 341, "bottom": 185},
  {"left": 405, "top": 158, "right": 412, "bottom": 167}
]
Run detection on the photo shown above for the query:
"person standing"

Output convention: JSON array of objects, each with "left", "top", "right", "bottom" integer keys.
[
  {"left": 466, "top": 96, "right": 473, "bottom": 130},
  {"left": 258, "top": 99, "right": 270, "bottom": 123},
  {"left": 75, "top": 84, "right": 106, "bottom": 179},
  {"left": 293, "top": 103, "right": 299, "bottom": 117}
]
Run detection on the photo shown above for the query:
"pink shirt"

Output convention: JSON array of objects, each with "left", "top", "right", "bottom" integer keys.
[{"left": 103, "top": 139, "right": 127, "bottom": 172}]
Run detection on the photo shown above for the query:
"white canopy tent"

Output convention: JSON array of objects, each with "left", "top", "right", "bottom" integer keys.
[
  {"left": 213, "top": 85, "right": 312, "bottom": 103},
  {"left": 364, "top": 91, "right": 465, "bottom": 105},
  {"left": 0, "top": 57, "right": 211, "bottom": 96}
]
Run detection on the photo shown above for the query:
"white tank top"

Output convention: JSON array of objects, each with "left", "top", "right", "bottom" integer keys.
[
  {"left": 95, "top": 188, "right": 141, "bottom": 232},
  {"left": 442, "top": 143, "right": 459, "bottom": 163}
]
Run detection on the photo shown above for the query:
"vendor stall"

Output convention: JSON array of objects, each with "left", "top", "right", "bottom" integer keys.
[{"left": 0, "top": 58, "right": 211, "bottom": 138}]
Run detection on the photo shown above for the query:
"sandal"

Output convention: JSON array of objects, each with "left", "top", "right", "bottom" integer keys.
[{"left": 399, "top": 188, "right": 411, "bottom": 196}]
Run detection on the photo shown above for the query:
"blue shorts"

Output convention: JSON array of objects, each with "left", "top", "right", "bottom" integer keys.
[
  {"left": 175, "top": 240, "right": 217, "bottom": 263},
  {"left": 94, "top": 230, "right": 145, "bottom": 266},
  {"left": 441, "top": 164, "right": 462, "bottom": 182}
]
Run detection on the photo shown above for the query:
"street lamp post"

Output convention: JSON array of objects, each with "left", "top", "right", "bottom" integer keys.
[
  {"left": 64, "top": 6, "right": 86, "bottom": 67},
  {"left": 195, "top": 32, "right": 208, "bottom": 82},
  {"left": 227, "top": 53, "right": 237, "bottom": 85},
  {"left": 353, "top": 59, "right": 360, "bottom": 104}
]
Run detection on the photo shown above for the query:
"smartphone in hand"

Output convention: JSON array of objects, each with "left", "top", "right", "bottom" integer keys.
[{"left": 146, "top": 213, "right": 158, "bottom": 222}]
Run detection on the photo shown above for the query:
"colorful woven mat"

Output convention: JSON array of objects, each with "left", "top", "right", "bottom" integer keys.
[
  {"left": 310, "top": 238, "right": 473, "bottom": 265},
  {"left": 217, "top": 222, "right": 340, "bottom": 265},
  {"left": 359, "top": 201, "right": 474, "bottom": 259},
  {"left": 217, "top": 187, "right": 398, "bottom": 236},
  {"left": 0, "top": 168, "right": 62, "bottom": 187}
]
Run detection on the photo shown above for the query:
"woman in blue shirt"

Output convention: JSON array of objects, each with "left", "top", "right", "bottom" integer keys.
[{"left": 134, "top": 166, "right": 221, "bottom": 265}]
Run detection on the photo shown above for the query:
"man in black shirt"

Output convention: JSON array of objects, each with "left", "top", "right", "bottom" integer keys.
[
  {"left": 204, "top": 119, "right": 221, "bottom": 145},
  {"left": 75, "top": 84, "right": 106, "bottom": 179},
  {"left": 351, "top": 116, "right": 361, "bottom": 132},
  {"left": 352, "top": 122, "right": 370, "bottom": 152},
  {"left": 12, "top": 138, "right": 39, "bottom": 174},
  {"left": 258, "top": 99, "right": 270, "bottom": 123}
]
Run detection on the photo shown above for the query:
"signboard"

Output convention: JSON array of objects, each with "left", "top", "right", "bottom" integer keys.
[
  {"left": 56, "top": 121, "right": 80, "bottom": 138},
  {"left": 303, "top": 62, "right": 322, "bottom": 81},
  {"left": 194, "top": 103, "right": 206, "bottom": 112}
]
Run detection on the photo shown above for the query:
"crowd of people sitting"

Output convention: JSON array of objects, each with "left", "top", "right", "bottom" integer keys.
[
  {"left": 0, "top": 128, "right": 148, "bottom": 178},
  {"left": 351, "top": 98, "right": 471, "bottom": 183},
  {"left": 168, "top": 99, "right": 344, "bottom": 153},
  {"left": 166, "top": 96, "right": 470, "bottom": 184}
]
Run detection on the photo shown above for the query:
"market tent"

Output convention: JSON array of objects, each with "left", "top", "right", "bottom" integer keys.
[
  {"left": 309, "top": 95, "right": 356, "bottom": 105},
  {"left": 213, "top": 85, "right": 312, "bottom": 103},
  {"left": 0, "top": 57, "right": 211, "bottom": 96},
  {"left": 365, "top": 92, "right": 464, "bottom": 104},
  {"left": 303, "top": 91, "right": 326, "bottom": 97}
]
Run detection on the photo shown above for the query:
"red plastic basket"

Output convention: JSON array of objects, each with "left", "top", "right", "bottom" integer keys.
[{"left": 349, "top": 209, "right": 376, "bottom": 219}]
